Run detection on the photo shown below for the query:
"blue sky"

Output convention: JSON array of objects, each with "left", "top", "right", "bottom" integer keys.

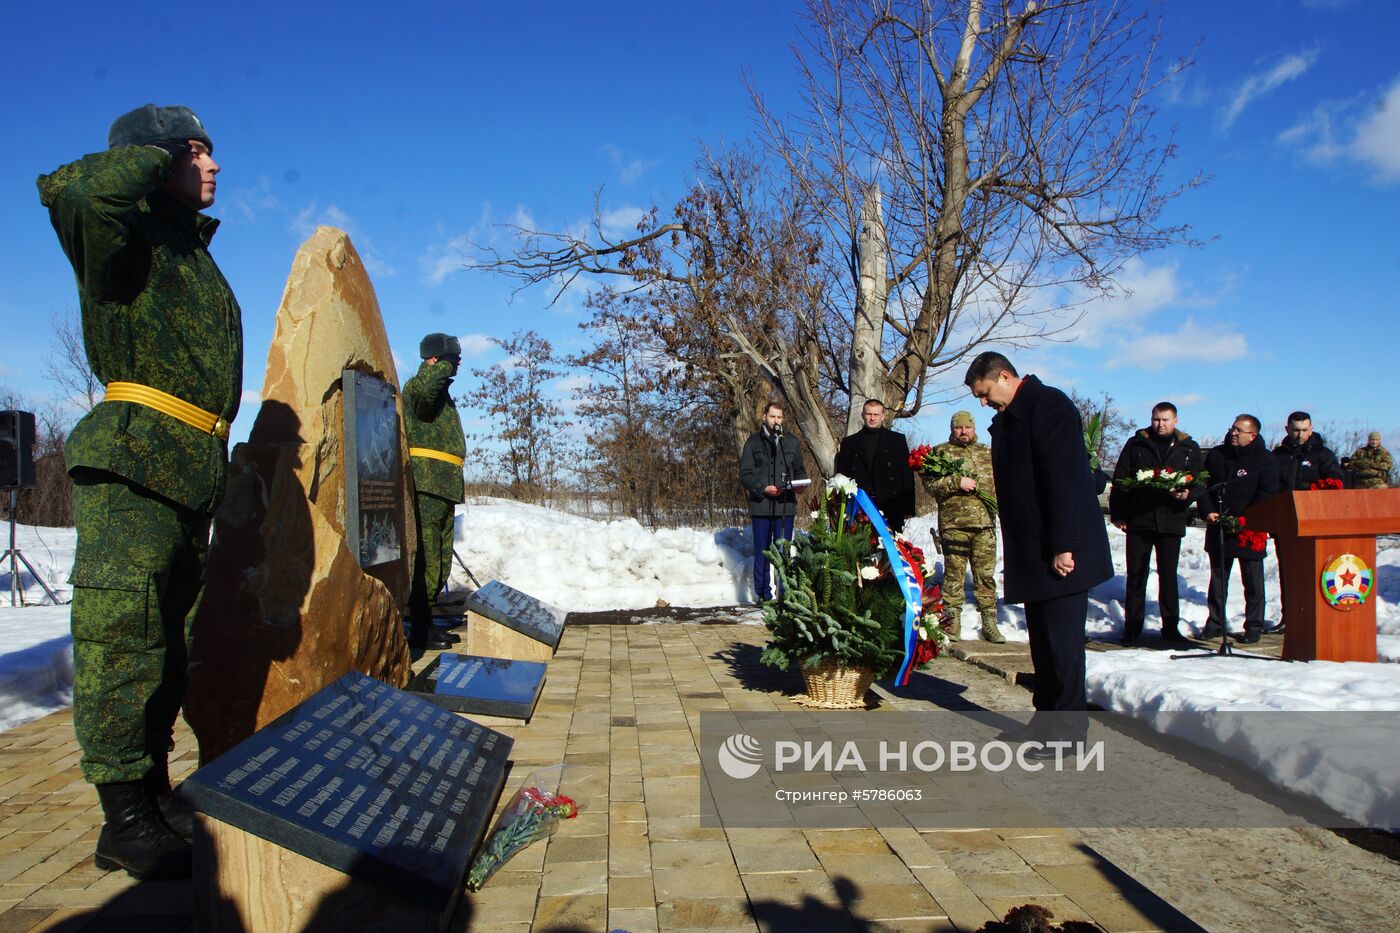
[{"left": 2, "top": 0, "right": 1398, "bottom": 461}]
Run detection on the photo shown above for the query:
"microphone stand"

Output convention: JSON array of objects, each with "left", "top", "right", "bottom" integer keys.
[{"left": 1171, "top": 476, "right": 1290, "bottom": 663}]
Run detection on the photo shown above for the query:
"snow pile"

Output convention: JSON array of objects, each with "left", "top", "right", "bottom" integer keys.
[
  {"left": 0, "top": 524, "right": 75, "bottom": 732},
  {"left": 1085, "top": 648, "right": 1400, "bottom": 825},
  {"left": 451, "top": 497, "right": 753, "bottom": 611}
]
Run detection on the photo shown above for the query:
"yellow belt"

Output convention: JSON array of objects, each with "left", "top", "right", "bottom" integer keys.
[
  {"left": 409, "top": 447, "right": 465, "bottom": 467},
  {"left": 104, "top": 381, "right": 230, "bottom": 441}
]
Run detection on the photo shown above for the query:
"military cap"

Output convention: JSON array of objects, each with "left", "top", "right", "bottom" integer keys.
[
  {"left": 950, "top": 410, "right": 976, "bottom": 429},
  {"left": 1370, "top": 431, "right": 1382, "bottom": 442},
  {"left": 108, "top": 104, "right": 213, "bottom": 153},
  {"left": 420, "top": 333, "right": 461, "bottom": 359}
]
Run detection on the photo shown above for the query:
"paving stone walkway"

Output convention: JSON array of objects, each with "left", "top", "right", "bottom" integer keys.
[{"left": 0, "top": 622, "right": 1395, "bottom": 932}]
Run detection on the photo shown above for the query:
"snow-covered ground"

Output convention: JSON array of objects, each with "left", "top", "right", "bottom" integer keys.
[{"left": 4, "top": 498, "right": 1398, "bottom": 823}]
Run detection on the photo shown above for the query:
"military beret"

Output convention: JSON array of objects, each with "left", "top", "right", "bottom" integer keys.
[
  {"left": 1370, "top": 431, "right": 1382, "bottom": 442},
  {"left": 108, "top": 104, "right": 213, "bottom": 154},
  {"left": 950, "top": 410, "right": 976, "bottom": 429},
  {"left": 420, "top": 333, "right": 461, "bottom": 359}
]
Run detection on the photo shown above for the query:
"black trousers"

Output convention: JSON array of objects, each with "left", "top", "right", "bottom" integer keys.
[
  {"left": 1207, "top": 552, "right": 1266, "bottom": 631},
  {"left": 1123, "top": 530, "right": 1183, "bottom": 637},
  {"left": 1025, "top": 589, "right": 1088, "bottom": 713}
]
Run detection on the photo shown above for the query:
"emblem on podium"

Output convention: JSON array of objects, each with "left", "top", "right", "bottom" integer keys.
[{"left": 1320, "top": 553, "right": 1372, "bottom": 609}]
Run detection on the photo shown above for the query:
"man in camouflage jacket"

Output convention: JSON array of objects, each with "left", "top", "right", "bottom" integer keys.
[
  {"left": 923, "top": 411, "right": 1004, "bottom": 642},
  {"left": 1352, "top": 432, "right": 1393, "bottom": 489},
  {"left": 37, "top": 104, "right": 241, "bottom": 879},
  {"left": 403, "top": 334, "right": 467, "bottom": 655}
]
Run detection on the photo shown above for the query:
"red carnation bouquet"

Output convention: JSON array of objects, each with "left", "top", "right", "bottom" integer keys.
[
  {"left": 1218, "top": 514, "right": 1267, "bottom": 553},
  {"left": 908, "top": 444, "right": 998, "bottom": 516},
  {"left": 1309, "top": 477, "right": 1344, "bottom": 491}
]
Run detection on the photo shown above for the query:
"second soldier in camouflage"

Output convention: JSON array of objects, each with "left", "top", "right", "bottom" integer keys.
[{"left": 924, "top": 411, "right": 1004, "bottom": 642}]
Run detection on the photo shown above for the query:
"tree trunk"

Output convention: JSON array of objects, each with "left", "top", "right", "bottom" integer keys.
[{"left": 848, "top": 185, "right": 888, "bottom": 432}]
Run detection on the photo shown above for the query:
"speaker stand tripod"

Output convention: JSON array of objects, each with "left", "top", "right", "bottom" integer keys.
[{"left": 3, "top": 488, "right": 62, "bottom": 607}]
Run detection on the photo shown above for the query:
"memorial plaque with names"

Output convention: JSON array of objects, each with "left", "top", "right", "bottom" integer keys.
[
  {"left": 179, "top": 671, "right": 511, "bottom": 910},
  {"left": 463, "top": 580, "right": 566, "bottom": 650},
  {"left": 408, "top": 654, "right": 546, "bottom": 721},
  {"left": 343, "top": 370, "right": 404, "bottom": 570}
]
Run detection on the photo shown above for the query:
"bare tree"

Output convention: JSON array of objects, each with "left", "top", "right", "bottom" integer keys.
[
  {"left": 468, "top": 0, "right": 1197, "bottom": 477},
  {"left": 43, "top": 310, "right": 100, "bottom": 412},
  {"left": 752, "top": 0, "right": 1199, "bottom": 424},
  {"left": 459, "top": 331, "right": 571, "bottom": 501}
]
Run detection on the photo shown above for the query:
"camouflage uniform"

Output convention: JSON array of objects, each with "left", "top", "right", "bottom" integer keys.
[
  {"left": 923, "top": 424, "right": 1002, "bottom": 641},
  {"left": 1352, "top": 440, "right": 1393, "bottom": 490},
  {"left": 403, "top": 358, "right": 466, "bottom": 630},
  {"left": 38, "top": 146, "right": 242, "bottom": 784}
]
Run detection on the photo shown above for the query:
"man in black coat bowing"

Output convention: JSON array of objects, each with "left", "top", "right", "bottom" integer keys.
[
  {"left": 834, "top": 399, "right": 917, "bottom": 532},
  {"left": 965, "top": 353, "right": 1112, "bottom": 734}
]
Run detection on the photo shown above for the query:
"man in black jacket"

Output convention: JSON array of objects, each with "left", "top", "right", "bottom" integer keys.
[
  {"left": 1201, "top": 414, "right": 1282, "bottom": 643},
  {"left": 834, "top": 399, "right": 916, "bottom": 532},
  {"left": 965, "top": 353, "right": 1112, "bottom": 736},
  {"left": 739, "top": 401, "right": 807, "bottom": 602},
  {"left": 1108, "top": 402, "right": 1203, "bottom": 643},
  {"left": 1273, "top": 411, "right": 1342, "bottom": 490}
]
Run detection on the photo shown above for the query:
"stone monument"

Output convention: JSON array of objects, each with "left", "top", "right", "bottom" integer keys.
[{"left": 186, "top": 228, "right": 414, "bottom": 763}]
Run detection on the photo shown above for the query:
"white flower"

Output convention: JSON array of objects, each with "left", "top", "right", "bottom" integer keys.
[
  {"left": 859, "top": 565, "right": 881, "bottom": 581},
  {"left": 809, "top": 510, "right": 821, "bottom": 520},
  {"left": 828, "top": 474, "right": 858, "bottom": 497},
  {"left": 1136, "top": 469, "right": 1154, "bottom": 481},
  {"left": 924, "top": 555, "right": 938, "bottom": 576},
  {"left": 917, "top": 625, "right": 929, "bottom": 641},
  {"left": 894, "top": 531, "right": 909, "bottom": 543}
]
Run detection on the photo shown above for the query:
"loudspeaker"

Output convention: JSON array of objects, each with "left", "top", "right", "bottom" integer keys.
[{"left": 0, "top": 411, "right": 36, "bottom": 490}]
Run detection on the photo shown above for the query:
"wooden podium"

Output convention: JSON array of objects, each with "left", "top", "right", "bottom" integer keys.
[{"left": 1245, "top": 488, "right": 1400, "bottom": 662}]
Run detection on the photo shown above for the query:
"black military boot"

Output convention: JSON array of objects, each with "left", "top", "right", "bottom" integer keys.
[
  {"left": 94, "top": 781, "right": 192, "bottom": 879},
  {"left": 145, "top": 761, "right": 195, "bottom": 842}
]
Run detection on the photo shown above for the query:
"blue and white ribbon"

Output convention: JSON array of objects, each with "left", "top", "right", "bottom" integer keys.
[{"left": 850, "top": 488, "right": 923, "bottom": 686}]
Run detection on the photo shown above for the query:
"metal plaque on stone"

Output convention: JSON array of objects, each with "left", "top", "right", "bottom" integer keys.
[
  {"left": 343, "top": 370, "right": 404, "bottom": 570},
  {"left": 179, "top": 671, "right": 512, "bottom": 910},
  {"left": 408, "top": 654, "right": 547, "bottom": 721},
  {"left": 463, "top": 580, "right": 566, "bottom": 651}
]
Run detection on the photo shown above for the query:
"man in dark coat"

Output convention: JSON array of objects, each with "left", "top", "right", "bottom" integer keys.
[
  {"left": 1108, "top": 402, "right": 1203, "bottom": 643},
  {"left": 834, "top": 399, "right": 915, "bottom": 532},
  {"left": 37, "top": 104, "right": 241, "bottom": 879},
  {"left": 1200, "top": 414, "right": 1281, "bottom": 643},
  {"left": 965, "top": 352, "right": 1112, "bottom": 736},
  {"left": 1273, "top": 411, "right": 1342, "bottom": 491},
  {"left": 739, "top": 401, "right": 807, "bottom": 601}
]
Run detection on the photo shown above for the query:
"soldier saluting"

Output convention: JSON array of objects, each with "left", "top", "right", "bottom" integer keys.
[
  {"left": 404, "top": 334, "right": 467, "bottom": 658},
  {"left": 37, "top": 105, "right": 241, "bottom": 878}
]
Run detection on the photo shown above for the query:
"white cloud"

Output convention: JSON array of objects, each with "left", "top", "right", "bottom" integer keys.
[
  {"left": 1278, "top": 75, "right": 1400, "bottom": 184},
  {"left": 290, "top": 202, "right": 397, "bottom": 278},
  {"left": 1174, "top": 392, "right": 1206, "bottom": 407},
  {"left": 1108, "top": 319, "right": 1248, "bottom": 370},
  {"left": 221, "top": 176, "right": 282, "bottom": 224},
  {"left": 600, "top": 206, "right": 646, "bottom": 241},
  {"left": 1071, "top": 258, "right": 1182, "bottom": 347},
  {"left": 1222, "top": 49, "right": 1320, "bottom": 128},
  {"left": 420, "top": 234, "right": 474, "bottom": 287},
  {"left": 602, "top": 144, "right": 659, "bottom": 184},
  {"left": 240, "top": 389, "right": 262, "bottom": 407},
  {"left": 1350, "top": 76, "right": 1400, "bottom": 182},
  {"left": 458, "top": 334, "right": 495, "bottom": 357}
]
